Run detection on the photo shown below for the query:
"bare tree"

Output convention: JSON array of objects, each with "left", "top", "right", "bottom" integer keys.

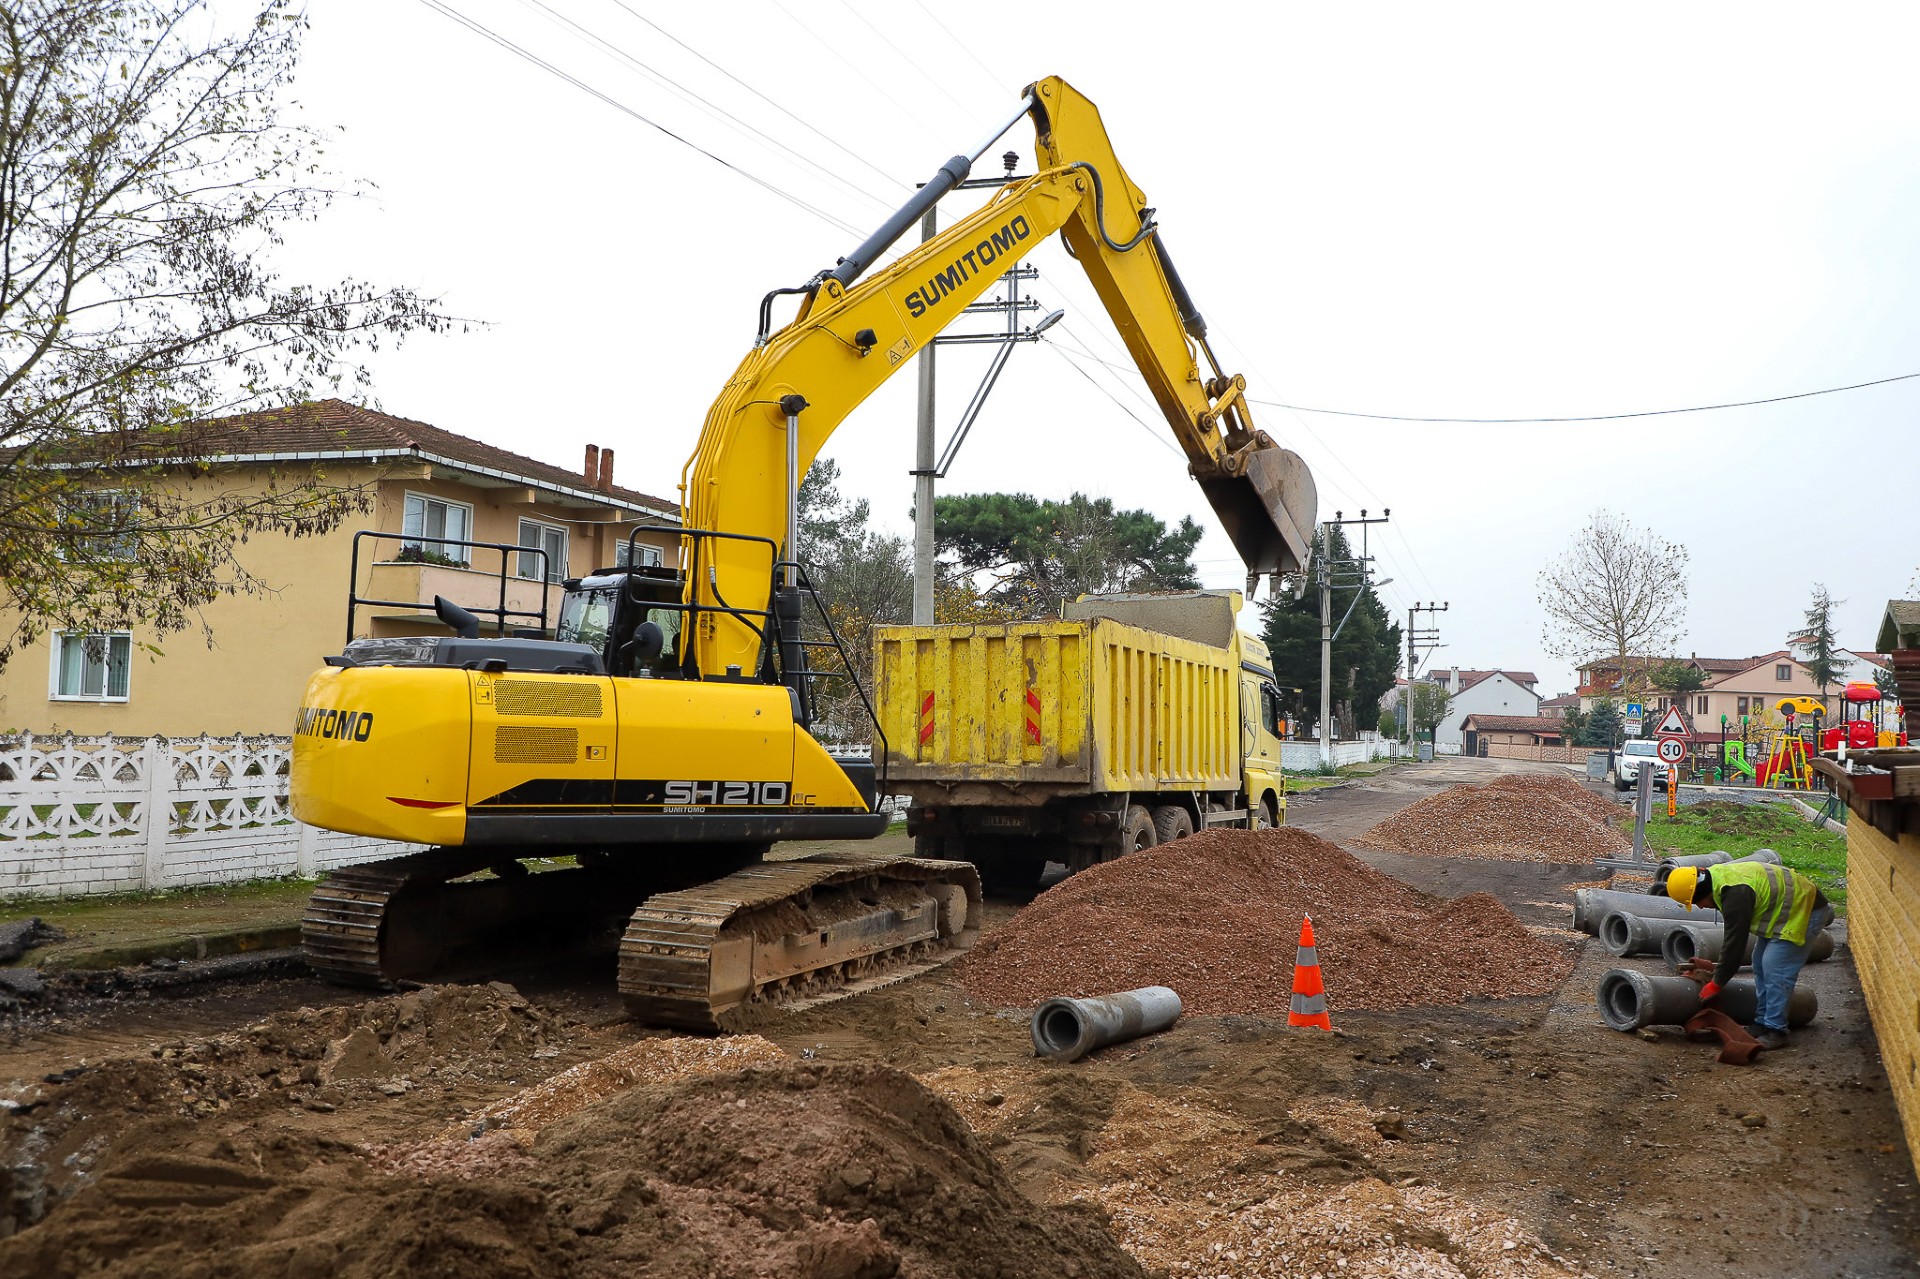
[
  {"left": 1536, "top": 510, "right": 1689, "bottom": 690},
  {"left": 0, "top": 1, "right": 449, "bottom": 668}
]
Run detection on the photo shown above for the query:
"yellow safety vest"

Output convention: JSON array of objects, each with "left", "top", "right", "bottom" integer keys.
[{"left": 1711, "top": 861, "right": 1818, "bottom": 946}]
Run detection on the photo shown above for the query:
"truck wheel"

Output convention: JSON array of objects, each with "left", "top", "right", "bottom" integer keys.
[
  {"left": 1253, "top": 795, "right": 1280, "bottom": 830},
  {"left": 1152, "top": 805, "right": 1194, "bottom": 843},
  {"left": 1119, "top": 804, "right": 1157, "bottom": 857}
]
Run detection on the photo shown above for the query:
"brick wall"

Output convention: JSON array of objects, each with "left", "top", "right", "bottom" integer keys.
[{"left": 1849, "top": 819, "right": 1920, "bottom": 1166}]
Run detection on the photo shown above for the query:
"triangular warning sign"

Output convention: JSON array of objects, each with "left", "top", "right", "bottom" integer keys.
[{"left": 1652, "top": 706, "right": 1688, "bottom": 736}]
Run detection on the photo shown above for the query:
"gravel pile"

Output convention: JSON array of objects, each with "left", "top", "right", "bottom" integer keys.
[
  {"left": 959, "top": 828, "right": 1574, "bottom": 1014},
  {"left": 461, "top": 1033, "right": 787, "bottom": 1137},
  {"left": 1045, "top": 1082, "right": 1586, "bottom": 1279},
  {"left": 1355, "top": 773, "right": 1629, "bottom": 863}
]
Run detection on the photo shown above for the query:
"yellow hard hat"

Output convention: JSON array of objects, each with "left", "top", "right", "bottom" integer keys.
[{"left": 1666, "top": 865, "right": 1700, "bottom": 909}]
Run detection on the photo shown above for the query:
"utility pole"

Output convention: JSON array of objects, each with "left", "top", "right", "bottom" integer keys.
[
  {"left": 1404, "top": 601, "right": 1449, "bottom": 752},
  {"left": 912, "top": 208, "right": 938, "bottom": 624},
  {"left": 909, "top": 152, "right": 1056, "bottom": 625},
  {"left": 1314, "top": 509, "right": 1392, "bottom": 766}
]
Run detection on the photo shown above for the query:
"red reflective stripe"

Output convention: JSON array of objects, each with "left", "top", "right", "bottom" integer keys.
[
  {"left": 1025, "top": 688, "right": 1042, "bottom": 712},
  {"left": 388, "top": 796, "right": 459, "bottom": 809},
  {"left": 921, "top": 691, "right": 936, "bottom": 713}
]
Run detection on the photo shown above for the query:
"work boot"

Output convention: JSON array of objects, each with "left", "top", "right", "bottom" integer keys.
[{"left": 1752, "top": 1027, "right": 1790, "bottom": 1051}]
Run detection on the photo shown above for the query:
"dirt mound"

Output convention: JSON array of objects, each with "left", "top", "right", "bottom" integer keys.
[
  {"left": 1355, "top": 774, "right": 1627, "bottom": 863},
  {"left": 530, "top": 1061, "right": 1144, "bottom": 1278},
  {"left": 4, "top": 1044, "right": 1144, "bottom": 1278},
  {"left": 959, "top": 828, "right": 1574, "bottom": 1014},
  {"left": 0, "top": 1134, "right": 579, "bottom": 1279},
  {"left": 920, "top": 1073, "right": 1582, "bottom": 1279}
]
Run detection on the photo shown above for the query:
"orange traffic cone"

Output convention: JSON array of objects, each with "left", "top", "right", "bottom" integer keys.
[{"left": 1288, "top": 914, "right": 1332, "bottom": 1030}]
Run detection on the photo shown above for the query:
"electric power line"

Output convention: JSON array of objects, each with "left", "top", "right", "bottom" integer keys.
[
  {"left": 416, "top": 0, "right": 864, "bottom": 236},
  {"left": 516, "top": 0, "right": 898, "bottom": 213},
  {"left": 1045, "top": 341, "right": 1184, "bottom": 458},
  {"left": 603, "top": 0, "right": 913, "bottom": 196},
  {"left": 1247, "top": 369, "right": 1920, "bottom": 424}
]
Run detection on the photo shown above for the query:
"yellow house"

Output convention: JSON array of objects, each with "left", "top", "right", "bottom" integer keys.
[{"left": 0, "top": 400, "right": 680, "bottom": 736}]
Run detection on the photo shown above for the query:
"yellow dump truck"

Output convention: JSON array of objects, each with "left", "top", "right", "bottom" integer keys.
[{"left": 872, "top": 590, "right": 1288, "bottom": 890}]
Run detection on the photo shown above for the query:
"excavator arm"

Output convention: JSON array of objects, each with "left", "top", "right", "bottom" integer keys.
[{"left": 680, "top": 75, "right": 1316, "bottom": 686}]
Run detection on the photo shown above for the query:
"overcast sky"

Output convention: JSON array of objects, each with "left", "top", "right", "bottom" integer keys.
[{"left": 275, "top": 2, "right": 1920, "bottom": 695}]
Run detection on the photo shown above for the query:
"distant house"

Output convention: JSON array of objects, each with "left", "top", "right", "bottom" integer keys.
[
  {"left": 0, "top": 399, "right": 680, "bottom": 736},
  {"left": 1430, "top": 668, "right": 1539, "bottom": 696},
  {"left": 1460, "top": 714, "right": 1567, "bottom": 755},
  {"left": 1538, "top": 693, "right": 1581, "bottom": 720},
  {"left": 1433, "top": 669, "right": 1542, "bottom": 750}
]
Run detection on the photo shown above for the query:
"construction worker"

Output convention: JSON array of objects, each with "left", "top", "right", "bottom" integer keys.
[{"left": 1666, "top": 863, "right": 1833, "bottom": 1050}]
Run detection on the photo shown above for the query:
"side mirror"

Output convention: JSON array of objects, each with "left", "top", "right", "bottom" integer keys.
[{"left": 632, "top": 620, "right": 665, "bottom": 664}]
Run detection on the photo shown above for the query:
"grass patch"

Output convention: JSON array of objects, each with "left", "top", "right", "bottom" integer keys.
[{"left": 1620, "top": 799, "right": 1848, "bottom": 913}]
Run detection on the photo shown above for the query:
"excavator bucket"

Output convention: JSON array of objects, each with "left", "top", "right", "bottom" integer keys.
[{"left": 1197, "top": 442, "right": 1318, "bottom": 581}]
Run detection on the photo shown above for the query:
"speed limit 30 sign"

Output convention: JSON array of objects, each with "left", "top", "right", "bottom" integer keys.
[{"left": 1656, "top": 736, "right": 1686, "bottom": 763}]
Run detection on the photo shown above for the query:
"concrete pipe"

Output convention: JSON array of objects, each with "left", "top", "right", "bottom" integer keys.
[
  {"left": 1598, "top": 911, "right": 1700, "bottom": 958},
  {"left": 1661, "top": 925, "right": 1835, "bottom": 971},
  {"left": 1597, "top": 968, "right": 1817, "bottom": 1032},
  {"left": 1031, "top": 986, "right": 1183, "bottom": 1063},
  {"left": 1656, "top": 850, "right": 1733, "bottom": 872},
  {"left": 1574, "top": 888, "right": 1720, "bottom": 934}
]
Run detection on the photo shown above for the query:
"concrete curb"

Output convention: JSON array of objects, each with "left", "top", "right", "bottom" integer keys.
[
  {"left": 1786, "top": 796, "right": 1848, "bottom": 836},
  {"left": 36, "top": 923, "right": 303, "bottom": 973}
]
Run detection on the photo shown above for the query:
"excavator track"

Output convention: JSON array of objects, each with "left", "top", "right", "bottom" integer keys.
[
  {"left": 301, "top": 849, "right": 488, "bottom": 987},
  {"left": 618, "top": 853, "right": 982, "bottom": 1032},
  {"left": 301, "top": 848, "right": 643, "bottom": 988}
]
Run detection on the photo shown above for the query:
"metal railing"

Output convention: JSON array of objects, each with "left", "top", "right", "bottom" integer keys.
[{"left": 346, "top": 531, "right": 551, "bottom": 645}]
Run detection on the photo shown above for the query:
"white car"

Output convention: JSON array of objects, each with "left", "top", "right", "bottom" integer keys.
[{"left": 1613, "top": 739, "right": 1675, "bottom": 792}]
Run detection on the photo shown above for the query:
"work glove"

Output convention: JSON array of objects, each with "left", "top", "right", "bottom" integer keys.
[{"left": 1697, "top": 980, "right": 1722, "bottom": 1004}]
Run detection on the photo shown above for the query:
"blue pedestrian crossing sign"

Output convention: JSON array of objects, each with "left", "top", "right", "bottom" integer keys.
[{"left": 1625, "top": 702, "right": 1644, "bottom": 719}]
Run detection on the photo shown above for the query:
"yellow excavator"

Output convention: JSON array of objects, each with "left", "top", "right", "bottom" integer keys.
[{"left": 290, "top": 76, "right": 1318, "bottom": 1029}]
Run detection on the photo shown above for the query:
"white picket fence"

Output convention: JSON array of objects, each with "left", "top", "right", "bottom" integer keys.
[{"left": 0, "top": 735, "right": 420, "bottom": 900}]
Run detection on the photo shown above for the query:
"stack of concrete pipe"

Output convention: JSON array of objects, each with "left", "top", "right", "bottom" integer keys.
[{"left": 1599, "top": 967, "right": 1817, "bottom": 1032}]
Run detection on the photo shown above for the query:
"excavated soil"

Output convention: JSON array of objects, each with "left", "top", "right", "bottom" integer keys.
[
  {"left": 1355, "top": 774, "right": 1629, "bottom": 863},
  {"left": 959, "top": 827, "right": 1576, "bottom": 1013}
]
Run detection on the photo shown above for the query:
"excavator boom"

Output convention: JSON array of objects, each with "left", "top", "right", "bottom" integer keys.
[{"left": 682, "top": 75, "right": 1317, "bottom": 681}]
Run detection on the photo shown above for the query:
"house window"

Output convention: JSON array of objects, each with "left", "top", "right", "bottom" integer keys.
[
  {"left": 517, "top": 519, "right": 568, "bottom": 582},
  {"left": 401, "top": 493, "right": 472, "bottom": 566},
  {"left": 51, "top": 632, "right": 131, "bottom": 701},
  {"left": 1737, "top": 696, "right": 1749, "bottom": 716},
  {"left": 616, "top": 537, "right": 663, "bottom": 568},
  {"left": 57, "top": 490, "right": 140, "bottom": 561},
  {"left": 1697, "top": 695, "right": 1709, "bottom": 714},
  {"left": 1775, "top": 664, "right": 1791, "bottom": 681}
]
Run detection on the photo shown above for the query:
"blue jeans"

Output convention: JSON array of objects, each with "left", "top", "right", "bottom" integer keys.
[{"left": 1751, "top": 903, "right": 1834, "bottom": 1032}]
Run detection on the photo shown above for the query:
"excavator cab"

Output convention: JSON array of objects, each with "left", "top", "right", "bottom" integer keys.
[{"left": 557, "top": 563, "right": 686, "bottom": 678}]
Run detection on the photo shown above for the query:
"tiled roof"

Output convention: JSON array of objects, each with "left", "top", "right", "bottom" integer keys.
[
  {"left": 1460, "top": 714, "right": 1567, "bottom": 734},
  {"left": 1454, "top": 669, "right": 1538, "bottom": 691},
  {"left": 1539, "top": 693, "right": 1581, "bottom": 708},
  {"left": 82, "top": 399, "right": 678, "bottom": 516},
  {"left": 1703, "top": 651, "right": 1796, "bottom": 687},
  {"left": 1690, "top": 656, "right": 1761, "bottom": 673}
]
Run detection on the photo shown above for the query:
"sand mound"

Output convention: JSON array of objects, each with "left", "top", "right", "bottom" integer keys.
[
  {"left": 1355, "top": 773, "right": 1627, "bottom": 863},
  {"left": 959, "top": 827, "right": 1573, "bottom": 1014}
]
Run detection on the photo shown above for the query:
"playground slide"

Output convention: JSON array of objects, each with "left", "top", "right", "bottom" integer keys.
[{"left": 1724, "top": 741, "right": 1755, "bottom": 780}]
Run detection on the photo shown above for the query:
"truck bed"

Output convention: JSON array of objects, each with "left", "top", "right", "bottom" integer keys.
[{"left": 873, "top": 618, "right": 1240, "bottom": 795}]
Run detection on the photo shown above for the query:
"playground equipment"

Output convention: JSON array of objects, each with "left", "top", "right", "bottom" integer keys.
[
  {"left": 1752, "top": 698, "right": 1821, "bottom": 789},
  {"left": 1820, "top": 681, "right": 1910, "bottom": 751},
  {"left": 1723, "top": 739, "right": 1756, "bottom": 781}
]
